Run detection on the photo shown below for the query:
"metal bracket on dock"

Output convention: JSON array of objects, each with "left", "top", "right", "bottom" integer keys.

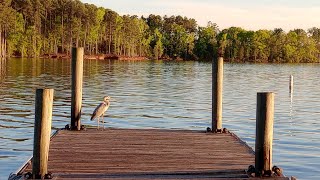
[
  {"left": 23, "top": 172, "right": 53, "bottom": 179},
  {"left": 206, "top": 127, "right": 229, "bottom": 133},
  {"left": 65, "top": 124, "right": 86, "bottom": 131},
  {"left": 246, "top": 165, "right": 285, "bottom": 178},
  {"left": 8, "top": 172, "right": 53, "bottom": 180}
]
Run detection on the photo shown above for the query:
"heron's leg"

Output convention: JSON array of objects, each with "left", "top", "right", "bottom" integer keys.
[
  {"left": 97, "top": 117, "right": 100, "bottom": 130},
  {"left": 102, "top": 113, "right": 105, "bottom": 129}
]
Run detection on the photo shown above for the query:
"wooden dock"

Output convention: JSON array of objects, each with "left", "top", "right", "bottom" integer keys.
[
  {"left": 15, "top": 128, "right": 261, "bottom": 179},
  {"left": 9, "top": 54, "right": 293, "bottom": 179}
]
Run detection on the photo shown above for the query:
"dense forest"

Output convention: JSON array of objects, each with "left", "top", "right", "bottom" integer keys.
[{"left": 1, "top": 0, "right": 320, "bottom": 62}]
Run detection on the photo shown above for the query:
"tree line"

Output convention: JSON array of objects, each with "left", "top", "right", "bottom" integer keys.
[{"left": 1, "top": 0, "right": 320, "bottom": 63}]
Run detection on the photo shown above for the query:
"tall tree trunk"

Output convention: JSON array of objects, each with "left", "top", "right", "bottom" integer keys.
[
  {"left": 84, "top": 24, "right": 87, "bottom": 53},
  {"left": 3, "top": 29, "right": 7, "bottom": 58},
  {"left": 105, "top": 34, "right": 108, "bottom": 54},
  {"left": 95, "top": 39, "right": 98, "bottom": 54},
  {"left": 76, "top": 35, "right": 79, "bottom": 48},
  {"left": 4, "top": 32, "right": 7, "bottom": 58},
  {"left": 61, "top": 11, "right": 64, "bottom": 53},
  {"left": 76, "top": 23, "right": 80, "bottom": 48},
  {"left": 33, "top": 35, "right": 36, "bottom": 57},
  {"left": 0, "top": 26, "right": 2, "bottom": 58},
  {"left": 50, "top": 13, "right": 52, "bottom": 31},
  {"left": 44, "top": 10, "right": 47, "bottom": 36},
  {"left": 115, "top": 37, "right": 119, "bottom": 55},
  {"left": 91, "top": 43, "right": 93, "bottom": 55},
  {"left": 69, "top": 22, "right": 72, "bottom": 55},
  {"left": 119, "top": 44, "right": 122, "bottom": 56},
  {"left": 108, "top": 24, "right": 111, "bottom": 54},
  {"left": 54, "top": 38, "right": 57, "bottom": 54},
  {"left": 21, "top": 44, "right": 24, "bottom": 58}
]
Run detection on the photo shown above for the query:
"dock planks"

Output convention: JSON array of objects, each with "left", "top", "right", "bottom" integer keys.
[{"left": 22, "top": 128, "right": 258, "bottom": 179}]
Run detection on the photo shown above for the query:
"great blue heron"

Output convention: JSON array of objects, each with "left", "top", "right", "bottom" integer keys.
[{"left": 91, "top": 96, "right": 111, "bottom": 129}]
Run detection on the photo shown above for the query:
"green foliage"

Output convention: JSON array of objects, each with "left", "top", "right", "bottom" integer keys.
[
  {"left": 153, "top": 28, "right": 163, "bottom": 59},
  {"left": 253, "top": 30, "right": 271, "bottom": 62},
  {"left": 194, "top": 22, "right": 218, "bottom": 60}
]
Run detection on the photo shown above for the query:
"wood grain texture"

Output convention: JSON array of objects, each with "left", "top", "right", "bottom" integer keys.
[
  {"left": 71, "top": 47, "right": 84, "bottom": 130},
  {"left": 32, "top": 89, "right": 54, "bottom": 178},
  {"left": 255, "top": 92, "right": 274, "bottom": 176},
  {"left": 24, "top": 128, "right": 257, "bottom": 179},
  {"left": 212, "top": 57, "right": 223, "bottom": 131}
]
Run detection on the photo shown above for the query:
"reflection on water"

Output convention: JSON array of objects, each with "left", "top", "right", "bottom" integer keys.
[
  {"left": 0, "top": 58, "right": 320, "bottom": 179},
  {"left": 0, "top": 59, "right": 6, "bottom": 81}
]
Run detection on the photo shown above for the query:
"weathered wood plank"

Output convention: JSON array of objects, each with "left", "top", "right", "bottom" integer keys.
[{"left": 21, "top": 128, "right": 256, "bottom": 179}]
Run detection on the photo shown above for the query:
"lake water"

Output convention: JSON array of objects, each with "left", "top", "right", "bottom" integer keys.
[{"left": 0, "top": 58, "right": 319, "bottom": 179}]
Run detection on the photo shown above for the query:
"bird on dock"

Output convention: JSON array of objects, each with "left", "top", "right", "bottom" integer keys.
[{"left": 91, "top": 96, "right": 111, "bottom": 129}]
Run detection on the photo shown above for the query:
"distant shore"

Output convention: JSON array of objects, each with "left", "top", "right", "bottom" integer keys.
[
  {"left": 39, "top": 53, "right": 150, "bottom": 60},
  {"left": 5, "top": 54, "right": 320, "bottom": 63},
  {"left": 5, "top": 53, "right": 184, "bottom": 61}
]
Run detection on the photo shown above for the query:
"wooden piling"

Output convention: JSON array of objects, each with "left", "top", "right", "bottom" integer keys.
[
  {"left": 255, "top": 92, "right": 274, "bottom": 176},
  {"left": 212, "top": 57, "right": 223, "bottom": 132},
  {"left": 289, "top": 75, "right": 293, "bottom": 94},
  {"left": 71, "top": 47, "right": 84, "bottom": 130},
  {"left": 32, "top": 89, "right": 54, "bottom": 178}
]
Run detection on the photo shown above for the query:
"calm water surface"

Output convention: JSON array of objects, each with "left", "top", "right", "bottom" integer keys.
[{"left": 0, "top": 58, "right": 319, "bottom": 179}]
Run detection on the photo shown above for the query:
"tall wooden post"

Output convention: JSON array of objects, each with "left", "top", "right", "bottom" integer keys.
[
  {"left": 71, "top": 47, "right": 84, "bottom": 130},
  {"left": 212, "top": 57, "right": 223, "bottom": 132},
  {"left": 289, "top": 75, "right": 293, "bottom": 94},
  {"left": 32, "top": 89, "right": 54, "bottom": 179},
  {"left": 255, "top": 92, "right": 274, "bottom": 176}
]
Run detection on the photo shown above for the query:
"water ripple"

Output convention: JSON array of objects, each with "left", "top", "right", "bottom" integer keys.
[{"left": 0, "top": 59, "right": 319, "bottom": 179}]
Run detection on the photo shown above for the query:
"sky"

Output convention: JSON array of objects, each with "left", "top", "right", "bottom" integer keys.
[{"left": 81, "top": 0, "right": 320, "bottom": 31}]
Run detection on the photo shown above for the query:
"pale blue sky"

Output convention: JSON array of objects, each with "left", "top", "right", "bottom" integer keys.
[{"left": 81, "top": 0, "right": 320, "bottom": 31}]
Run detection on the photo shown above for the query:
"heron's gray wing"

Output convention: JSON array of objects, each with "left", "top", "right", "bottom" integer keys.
[{"left": 91, "top": 103, "right": 106, "bottom": 120}]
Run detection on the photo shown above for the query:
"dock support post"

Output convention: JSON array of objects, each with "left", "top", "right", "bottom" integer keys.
[
  {"left": 71, "top": 47, "right": 84, "bottom": 130},
  {"left": 289, "top": 75, "right": 293, "bottom": 94},
  {"left": 212, "top": 57, "right": 223, "bottom": 132},
  {"left": 32, "top": 89, "right": 54, "bottom": 179},
  {"left": 255, "top": 92, "right": 274, "bottom": 176}
]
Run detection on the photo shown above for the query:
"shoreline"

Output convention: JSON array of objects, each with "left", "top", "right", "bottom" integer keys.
[
  {"left": 4, "top": 54, "right": 320, "bottom": 63},
  {"left": 7, "top": 54, "right": 150, "bottom": 61}
]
